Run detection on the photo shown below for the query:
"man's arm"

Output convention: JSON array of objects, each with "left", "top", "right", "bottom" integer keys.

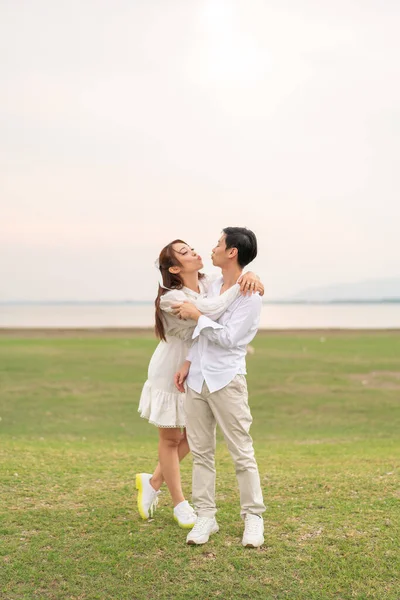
[{"left": 192, "top": 294, "right": 262, "bottom": 349}]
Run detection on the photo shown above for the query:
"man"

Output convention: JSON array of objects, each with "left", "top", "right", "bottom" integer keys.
[{"left": 174, "top": 227, "right": 265, "bottom": 547}]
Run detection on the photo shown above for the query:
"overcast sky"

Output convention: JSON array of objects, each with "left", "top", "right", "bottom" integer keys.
[{"left": 1, "top": 0, "right": 399, "bottom": 301}]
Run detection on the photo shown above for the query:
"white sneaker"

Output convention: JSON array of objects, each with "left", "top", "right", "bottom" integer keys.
[
  {"left": 135, "top": 473, "right": 160, "bottom": 520},
  {"left": 173, "top": 500, "right": 197, "bottom": 529},
  {"left": 242, "top": 514, "right": 264, "bottom": 548},
  {"left": 186, "top": 517, "right": 219, "bottom": 545}
]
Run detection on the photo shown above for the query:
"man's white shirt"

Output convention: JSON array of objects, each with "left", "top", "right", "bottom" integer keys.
[{"left": 186, "top": 276, "right": 262, "bottom": 394}]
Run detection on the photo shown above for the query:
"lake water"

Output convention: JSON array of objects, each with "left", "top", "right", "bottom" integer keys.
[{"left": 1, "top": 303, "right": 400, "bottom": 329}]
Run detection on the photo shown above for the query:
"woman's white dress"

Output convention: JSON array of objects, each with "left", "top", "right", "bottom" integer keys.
[{"left": 138, "top": 275, "right": 240, "bottom": 428}]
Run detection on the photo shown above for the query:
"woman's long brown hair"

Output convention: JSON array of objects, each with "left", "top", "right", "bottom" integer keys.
[{"left": 155, "top": 239, "right": 203, "bottom": 341}]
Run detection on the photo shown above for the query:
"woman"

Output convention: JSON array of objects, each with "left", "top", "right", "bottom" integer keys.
[{"left": 136, "top": 239, "right": 264, "bottom": 528}]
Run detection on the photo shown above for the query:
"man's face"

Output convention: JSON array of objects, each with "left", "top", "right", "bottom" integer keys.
[{"left": 211, "top": 234, "right": 229, "bottom": 268}]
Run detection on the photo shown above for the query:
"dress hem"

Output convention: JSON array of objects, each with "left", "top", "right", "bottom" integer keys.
[{"left": 138, "top": 413, "right": 186, "bottom": 429}]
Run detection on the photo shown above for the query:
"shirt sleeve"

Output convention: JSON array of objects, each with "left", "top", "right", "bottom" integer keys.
[
  {"left": 193, "top": 284, "right": 240, "bottom": 320},
  {"left": 159, "top": 290, "right": 189, "bottom": 312},
  {"left": 160, "top": 292, "right": 197, "bottom": 339},
  {"left": 192, "top": 294, "right": 262, "bottom": 349},
  {"left": 160, "top": 283, "right": 240, "bottom": 321}
]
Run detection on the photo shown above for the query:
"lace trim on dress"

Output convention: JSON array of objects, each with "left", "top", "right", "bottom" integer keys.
[
  {"left": 138, "top": 380, "right": 186, "bottom": 428},
  {"left": 138, "top": 413, "right": 186, "bottom": 429}
]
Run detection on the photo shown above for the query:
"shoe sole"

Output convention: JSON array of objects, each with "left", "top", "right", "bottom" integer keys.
[
  {"left": 242, "top": 536, "right": 264, "bottom": 548},
  {"left": 187, "top": 525, "right": 219, "bottom": 545},
  {"left": 135, "top": 474, "right": 148, "bottom": 520},
  {"left": 174, "top": 515, "right": 196, "bottom": 530}
]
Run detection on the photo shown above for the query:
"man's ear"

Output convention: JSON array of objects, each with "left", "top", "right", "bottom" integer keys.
[
  {"left": 228, "top": 247, "right": 238, "bottom": 259},
  {"left": 169, "top": 266, "right": 180, "bottom": 274}
]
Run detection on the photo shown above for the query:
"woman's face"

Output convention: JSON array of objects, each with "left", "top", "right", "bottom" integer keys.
[{"left": 171, "top": 242, "right": 203, "bottom": 274}]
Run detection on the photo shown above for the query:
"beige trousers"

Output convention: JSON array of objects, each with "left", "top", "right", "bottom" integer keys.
[{"left": 185, "top": 375, "right": 265, "bottom": 519}]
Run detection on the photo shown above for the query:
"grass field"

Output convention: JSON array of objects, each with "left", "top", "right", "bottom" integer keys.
[{"left": 0, "top": 330, "right": 399, "bottom": 600}]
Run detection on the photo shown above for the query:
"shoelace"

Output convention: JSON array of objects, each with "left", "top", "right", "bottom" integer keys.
[
  {"left": 148, "top": 493, "right": 159, "bottom": 518},
  {"left": 244, "top": 516, "right": 262, "bottom": 534},
  {"left": 179, "top": 504, "right": 196, "bottom": 519},
  {"left": 192, "top": 517, "right": 211, "bottom": 533}
]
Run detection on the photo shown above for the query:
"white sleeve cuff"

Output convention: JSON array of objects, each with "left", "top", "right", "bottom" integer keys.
[{"left": 192, "top": 315, "right": 224, "bottom": 339}]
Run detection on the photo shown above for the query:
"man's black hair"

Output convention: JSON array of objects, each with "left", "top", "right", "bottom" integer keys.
[{"left": 223, "top": 227, "right": 257, "bottom": 268}]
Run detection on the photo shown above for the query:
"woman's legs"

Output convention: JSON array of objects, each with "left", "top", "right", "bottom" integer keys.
[{"left": 151, "top": 428, "right": 190, "bottom": 506}]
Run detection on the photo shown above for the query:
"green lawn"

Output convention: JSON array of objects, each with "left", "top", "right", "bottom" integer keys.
[{"left": 0, "top": 331, "right": 399, "bottom": 600}]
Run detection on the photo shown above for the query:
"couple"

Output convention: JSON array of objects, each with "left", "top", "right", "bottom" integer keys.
[{"left": 136, "top": 227, "right": 266, "bottom": 547}]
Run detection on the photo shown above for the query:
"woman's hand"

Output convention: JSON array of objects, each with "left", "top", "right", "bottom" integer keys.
[
  {"left": 172, "top": 301, "right": 202, "bottom": 322},
  {"left": 174, "top": 360, "right": 191, "bottom": 393},
  {"left": 237, "top": 272, "right": 265, "bottom": 297}
]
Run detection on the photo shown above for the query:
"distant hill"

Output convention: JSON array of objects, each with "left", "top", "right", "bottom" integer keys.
[{"left": 288, "top": 278, "right": 400, "bottom": 303}]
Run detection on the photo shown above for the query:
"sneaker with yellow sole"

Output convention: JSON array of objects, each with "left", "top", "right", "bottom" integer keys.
[
  {"left": 135, "top": 473, "right": 160, "bottom": 520},
  {"left": 173, "top": 500, "right": 197, "bottom": 529}
]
